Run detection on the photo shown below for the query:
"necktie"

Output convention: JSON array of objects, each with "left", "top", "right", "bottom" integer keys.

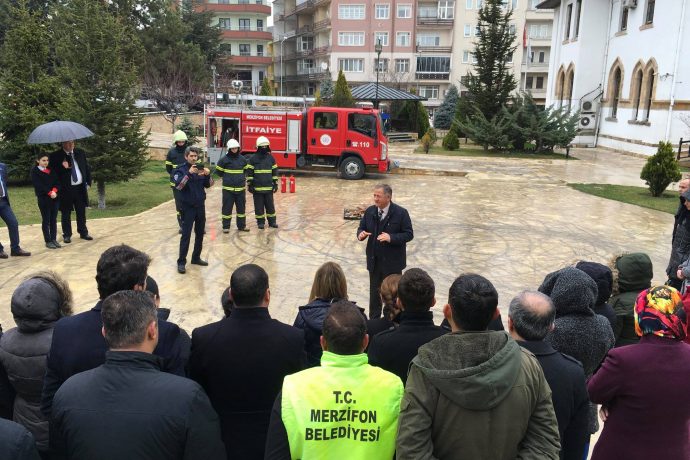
[
  {"left": 378, "top": 209, "right": 384, "bottom": 220},
  {"left": 69, "top": 154, "right": 78, "bottom": 182}
]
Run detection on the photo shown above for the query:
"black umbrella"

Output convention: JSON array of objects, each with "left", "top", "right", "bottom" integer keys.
[{"left": 27, "top": 121, "right": 94, "bottom": 144}]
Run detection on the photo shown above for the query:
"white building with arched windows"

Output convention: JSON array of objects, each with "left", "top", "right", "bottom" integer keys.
[{"left": 538, "top": 0, "right": 689, "bottom": 155}]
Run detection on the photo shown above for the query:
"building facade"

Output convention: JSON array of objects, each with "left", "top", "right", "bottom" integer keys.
[
  {"left": 200, "top": 0, "right": 273, "bottom": 94},
  {"left": 541, "top": 0, "right": 689, "bottom": 155}
]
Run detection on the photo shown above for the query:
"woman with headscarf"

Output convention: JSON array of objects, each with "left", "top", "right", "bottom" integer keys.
[{"left": 588, "top": 286, "right": 690, "bottom": 460}]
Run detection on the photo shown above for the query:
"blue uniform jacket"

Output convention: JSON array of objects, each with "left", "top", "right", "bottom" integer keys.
[{"left": 172, "top": 163, "right": 213, "bottom": 207}]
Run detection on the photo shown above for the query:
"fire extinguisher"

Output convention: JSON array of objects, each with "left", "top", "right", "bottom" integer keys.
[
  {"left": 280, "top": 175, "right": 287, "bottom": 193},
  {"left": 289, "top": 175, "right": 296, "bottom": 193}
]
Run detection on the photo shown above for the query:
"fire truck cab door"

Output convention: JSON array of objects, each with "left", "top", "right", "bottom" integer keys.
[
  {"left": 345, "top": 112, "right": 378, "bottom": 163},
  {"left": 308, "top": 110, "right": 341, "bottom": 157}
]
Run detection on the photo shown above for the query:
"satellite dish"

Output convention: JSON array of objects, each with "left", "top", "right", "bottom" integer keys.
[
  {"left": 231, "top": 80, "right": 243, "bottom": 90},
  {"left": 320, "top": 62, "right": 328, "bottom": 71}
]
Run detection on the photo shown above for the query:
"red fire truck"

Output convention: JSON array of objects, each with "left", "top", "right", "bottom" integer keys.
[{"left": 205, "top": 103, "right": 389, "bottom": 180}]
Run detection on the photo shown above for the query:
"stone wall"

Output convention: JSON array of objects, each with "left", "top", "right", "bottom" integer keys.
[{"left": 141, "top": 112, "right": 203, "bottom": 134}]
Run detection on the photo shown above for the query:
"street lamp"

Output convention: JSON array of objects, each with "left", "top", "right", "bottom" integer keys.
[
  {"left": 280, "top": 35, "right": 287, "bottom": 97},
  {"left": 374, "top": 39, "right": 383, "bottom": 109},
  {"left": 210, "top": 64, "right": 217, "bottom": 105}
]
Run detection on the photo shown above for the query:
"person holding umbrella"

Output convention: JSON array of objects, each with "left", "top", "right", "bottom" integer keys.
[{"left": 0, "top": 162, "right": 31, "bottom": 258}]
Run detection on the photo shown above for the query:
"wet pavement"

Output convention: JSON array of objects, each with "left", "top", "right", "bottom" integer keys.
[{"left": 0, "top": 147, "right": 676, "bottom": 333}]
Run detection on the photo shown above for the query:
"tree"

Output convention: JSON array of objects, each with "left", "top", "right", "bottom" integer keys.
[
  {"left": 640, "top": 142, "right": 682, "bottom": 197},
  {"left": 52, "top": 0, "right": 149, "bottom": 209},
  {"left": 442, "top": 130, "right": 459, "bottom": 151},
  {"left": 453, "top": 94, "right": 474, "bottom": 138},
  {"left": 399, "top": 89, "right": 430, "bottom": 138},
  {"left": 465, "top": 0, "right": 517, "bottom": 120},
  {"left": 331, "top": 70, "right": 356, "bottom": 108},
  {"left": 458, "top": 107, "right": 512, "bottom": 151},
  {"left": 420, "top": 132, "right": 433, "bottom": 153},
  {"left": 433, "top": 84, "right": 459, "bottom": 129},
  {"left": 319, "top": 77, "right": 334, "bottom": 104},
  {"left": 180, "top": 0, "right": 222, "bottom": 65},
  {"left": 260, "top": 77, "right": 273, "bottom": 96},
  {"left": 0, "top": 0, "right": 62, "bottom": 178}
]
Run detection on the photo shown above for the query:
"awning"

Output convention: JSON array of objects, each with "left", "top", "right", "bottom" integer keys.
[{"left": 350, "top": 83, "right": 427, "bottom": 101}]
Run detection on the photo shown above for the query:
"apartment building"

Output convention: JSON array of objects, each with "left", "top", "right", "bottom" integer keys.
[
  {"left": 199, "top": 0, "right": 273, "bottom": 94},
  {"left": 540, "top": 0, "right": 688, "bottom": 155}
]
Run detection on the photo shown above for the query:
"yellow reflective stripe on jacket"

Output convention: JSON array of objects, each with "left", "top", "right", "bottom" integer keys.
[
  {"left": 246, "top": 164, "right": 255, "bottom": 169},
  {"left": 271, "top": 164, "right": 278, "bottom": 169},
  {"left": 216, "top": 166, "right": 245, "bottom": 174},
  {"left": 254, "top": 169, "right": 273, "bottom": 174},
  {"left": 165, "top": 161, "right": 174, "bottom": 166},
  {"left": 254, "top": 186, "right": 273, "bottom": 191},
  {"left": 222, "top": 186, "right": 246, "bottom": 192},
  {"left": 169, "top": 181, "right": 175, "bottom": 187}
]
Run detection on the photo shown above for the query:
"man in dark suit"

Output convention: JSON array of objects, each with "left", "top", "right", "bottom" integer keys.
[
  {"left": 508, "top": 290, "right": 589, "bottom": 460},
  {"left": 357, "top": 184, "right": 413, "bottom": 319},
  {"left": 189, "top": 264, "right": 306, "bottom": 460},
  {"left": 0, "top": 163, "right": 30, "bottom": 258},
  {"left": 48, "top": 140, "right": 92, "bottom": 243},
  {"left": 41, "top": 244, "right": 186, "bottom": 418}
]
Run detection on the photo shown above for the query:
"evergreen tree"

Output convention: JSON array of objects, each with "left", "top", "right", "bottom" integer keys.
[
  {"left": 442, "top": 130, "right": 459, "bottom": 150},
  {"left": 399, "top": 89, "right": 430, "bottom": 138},
  {"left": 453, "top": 95, "right": 473, "bottom": 138},
  {"left": 331, "top": 70, "right": 356, "bottom": 108},
  {"left": 181, "top": 0, "right": 222, "bottom": 65},
  {"left": 458, "top": 107, "right": 512, "bottom": 151},
  {"left": 319, "top": 77, "right": 334, "bottom": 103},
  {"left": 465, "top": 0, "right": 517, "bottom": 119},
  {"left": 433, "top": 84, "right": 459, "bottom": 129},
  {"left": 260, "top": 77, "right": 273, "bottom": 96},
  {"left": 641, "top": 142, "right": 682, "bottom": 197},
  {"left": 0, "top": 0, "right": 61, "bottom": 178},
  {"left": 52, "top": 0, "right": 148, "bottom": 209}
]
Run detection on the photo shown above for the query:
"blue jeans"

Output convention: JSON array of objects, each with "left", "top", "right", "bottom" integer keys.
[{"left": 0, "top": 197, "right": 20, "bottom": 251}]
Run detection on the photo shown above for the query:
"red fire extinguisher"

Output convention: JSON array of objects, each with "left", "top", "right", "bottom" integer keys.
[
  {"left": 289, "top": 175, "right": 296, "bottom": 193},
  {"left": 280, "top": 175, "right": 287, "bottom": 193}
]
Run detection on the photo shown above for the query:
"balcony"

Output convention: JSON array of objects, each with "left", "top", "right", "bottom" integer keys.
[
  {"left": 285, "top": 0, "right": 315, "bottom": 17},
  {"left": 527, "top": 36, "right": 552, "bottom": 46},
  {"left": 313, "top": 18, "right": 331, "bottom": 31},
  {"left": 284, "top": 70, "right": 329, "bottom": 81},
  {"left": 521, "top": 62, "right": 549, "bottom": 72},
  {"left": 415, "top": 72, "right": 450, "bottom": 80},
  {"left": 201, "top": 0, "right": 270, "bottom": 15},
  {"left": 416, "top": 45, "right": 452, "bottom": 53},
  {"left": 230, "top": 54, "right": 273, "bottom": 65},
  {"left": 221, "top": 28, "right": 273, "bottom": 41},
  {"left": 416, "top": 15, "right": 454, "bottom": 27}
]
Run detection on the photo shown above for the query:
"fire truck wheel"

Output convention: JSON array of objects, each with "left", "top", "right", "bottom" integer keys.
[{"left": 339, "top": 156, "right": 365, "bottom": 180}]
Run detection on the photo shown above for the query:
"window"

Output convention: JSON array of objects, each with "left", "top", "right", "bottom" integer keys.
[
  {"left": 574, "top": 0, "right": 581, "bottom": 38},
  {"left": 416, "top": 56, "right": 451, "bottom": 78},
  {"left": 501, "top": 0, "right": 516, "bottom": 9},
  {"left": 338, "top": 58, "right": 364, "bottom": 72},
  {"left": 395, "top": 59, "right": 410, "bottom": 72},
  {"left": 396, "top": 32, "right": 411, "bottom": 46},
  {"left": 239, "top": 18, "right": 250, "bottom": 30},
  {"left": 505, "top": 52, "right": 513, "bottom": 63},
  {"left": 438, "top": 1, "right": 454, "bottom": 18},
  {"left": 375, "top": 4, "right": 390, "bottom": 19},
  {"left": 530, "top": 0, "right": 539, "bottom": 8},
  {"left": 509, "top": 24, "right": 516, "bottom": 35},
  {"left": 218, "top": 18, "right": 231, "bottom": 29},
  {"left": 526, "top": 76, "right": 533, "bottom": 88},
  {"left": 397, "top": 4, "right": 412, "bottom": 18},
  {"left": 632, "top": 69, "right": 643, "bottom": 119},
  {"left": 374, "top": 58, "right": 389, "bottom": 72},
  {"left": 338, "top": 32, "right": 365, "bottom": 46},
  {"left": 418, "top": 5, "right": 437, "bottom": 18},
  {"left": 460, "top": 75, "right": 469, "bottom": 86},
  {"left": 338, "top": 4, "right": 365, "bottom": 19},
  {"left": 611, "top": 67, "right": 622, "bottom": 118},
  {"left": 557, "top": 71, "right": 565, "bottom": 107},
  {"left": 239, "top": 44, "right": 250, "bottom": 56},
  {"left": 418, "top": 86, "right": 439, "bottom": 99},
  {"left": 620, "top": 6, "right": 629, "bottom": 31},
  {"left": 417, "top": 34, "right": 441, "bottom": 46},
  {"left": 257, "top": 19, "right": 264, "bottom": 31},
  {"left": 477, "top": 0, "right": 483, "bottom": 8},
  {"left": 564, "top": 4, "right": 572, "bottom": 40},
  {"left": 475, "top": 25, "right": 481, "bottom": 36},
  {"left": 530, "top": 23, "right": 549, "bottom": 38},
  {"left": 462, "top": 50, "right": 470, "bottom": 63},
  {"left": 298, "top": 59, "right": 315, "bottom": 73},
  {"left": 464, "top": 24, "right": 471, "bottom": 37},
  {"left": 238, "top": 0, "right": 249, "bottom": 3},
  {"left": 536, "top": 76, "right": 544, "bottom": 89},
  {"left": 300, "top": 36, "right": 314, "bottom": 51},
  {"left": 566, "top": 72, "right": 573, "bottom": 108},
  {"left": 644, "top": 70, "right": 654, "bottom": 120},
  {"left": 314, "top": 112, "right": 338, "bottom": 129},
  {"left": 538, "top": 51, "right": 545, "bottom": 63},
  {"left": 645, "top": 0, "right": 655, "bottom": 24},
  {"left": 348, "top": 113, "right": 377, "bottom": 137},
  {"left": 375, "top": 32, "right": 389, "bottom": 46},
  {"left": 466, "top": 0, "right": 472, "bottom": 8},
  {"left": 219, "top": 0, "right": 229, "bottom": 3},
  {"left": 257, "top": 44, "right": 264, "bottom": 56}
]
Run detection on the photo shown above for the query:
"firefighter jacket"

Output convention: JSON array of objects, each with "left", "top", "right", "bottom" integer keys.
[
  {"left": 214, "top": 153, "right": 247, "bottom": 192},
  {"left": 172, "top": 163, "right": 213, "bottom": 207},
  {"left": 165, "top": 145, "right": 187, "bottom": 178},
  {"left": 246, "top": 151, "right": 277, "bottom": 193}
]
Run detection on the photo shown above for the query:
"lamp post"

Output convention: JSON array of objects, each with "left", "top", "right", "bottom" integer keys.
[
  {"left": 210, "top": 64, "right": 217, "bottom": 105},
  {"left": 374, "top": 39, "right": 382, "bottom": 109},
  {"left": 280, "top": 35, "right": 287, "bottom": 97}
]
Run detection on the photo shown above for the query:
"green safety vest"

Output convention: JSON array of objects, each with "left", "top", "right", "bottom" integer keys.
[{"left": 281, "top": 351, "right": 403, "bottom": 460}]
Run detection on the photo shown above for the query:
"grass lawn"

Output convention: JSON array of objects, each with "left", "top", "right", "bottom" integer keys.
[
  {"left": 415, "top": 145, "right": 575, "bottom": 160},
  {"left": 1, "top": 161, "right": 172, "bottom": 227},
  {"left": 569, "top": 183, "right": 678, "bottom": 214}
]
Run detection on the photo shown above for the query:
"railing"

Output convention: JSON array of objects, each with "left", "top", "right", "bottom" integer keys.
[
  {"left": 415, "top": 72, "right": 450, "bottom": 80},
  {"left": 212, "top": 0, "right": 269, "bottom": 5},
  {"left": 416, "top": 16, "right": 454, "bottom": 26},
  {"left": 285, "top": 71, "right": 329, "bottom": 81},
  {"left": 221, "top": 26, "right": 269, "bottom": 32},
  {"left": 313, "top": 18, "right": 331, "bottom": 31},
  {"left": 416, "top": 45, "right": 452, "bottom": 53}
]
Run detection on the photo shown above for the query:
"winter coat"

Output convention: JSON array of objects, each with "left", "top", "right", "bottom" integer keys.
[
  {"left": 396, "top": 332, "right": 560, "bottom": 460},
  {"left": 50, "top": 351, "right": 226, "bottom": 460},
  {"left": 575, "top": 261, "right": 617, "bottom": 330},
  {"left": 30, "top": 166, "right": 59, "bottom": 198},
  {"left": 172, "top": 163, "right": 213, "bottom": 207},
  {"left": 0, "top": 274, "right": 72, "bottom": 452},
  {"left": 166, "top": 144, "right": 187, "bottom": 175},
  {"left": 357, "top": 202, "right": 414, "bottom": 274},
  {"left": 0, "top": 418, "right": 41, "bottom": 460},
  {"left": 609, "top": 253, "right": 653, "bottom": 347},
  {"left": 367, "top": 310, "right": 447, "bottom": 384},
  {"left": 214, "top": 152, "right": 248, "bottom": 191},
  {"left": 189, "top": 308, "right": 306, "bottom": 460},
  {"left": 588, "top": 335, "right": 690, "bottom": 460},
  {"left": 246, "top": 150, "right": 277, "bottom": 192},
  {"left": 667, "top": 191, "right": 690, "bottom": 278},
  {"left": 0, "top": 329, "right": 14, "bottom": 421},
  {"left": 539, "top": 267, "right": 615, "bottom": 434}
]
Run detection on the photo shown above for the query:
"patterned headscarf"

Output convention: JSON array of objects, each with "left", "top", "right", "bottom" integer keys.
[{"left": 634, "top": 286, "right": 687, "bottom": 340}]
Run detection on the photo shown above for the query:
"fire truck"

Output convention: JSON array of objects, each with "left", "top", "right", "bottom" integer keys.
[{"left": 205, "top": 98, "right": 390, "bottom": 180}]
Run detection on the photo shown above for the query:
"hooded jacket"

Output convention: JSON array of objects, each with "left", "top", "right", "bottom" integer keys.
[
  {"left": 608, "top": 253, "right": 653, "bottom": 347},
  {"left": 575, "top": 261, "right": 616, "bottom": 330},
  {"left": 396, "top": 332, "right": 560, "bottom": 460},
  {"left": 667, "top": 190, "right": 690, "bottom": 278},
  {"left": 0, "top": 273, "right": 72, "bottom": 452}
]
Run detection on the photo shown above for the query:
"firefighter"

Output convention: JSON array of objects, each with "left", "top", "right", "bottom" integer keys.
[
  {"left": 246, "top": 136, "right": 278, "bottom": 229},
  {"left": 166, "top": 130, "right": 188, "bottom": 232},
  {"left": 215, "top": 138, "right": 249, "bottom": 233}
]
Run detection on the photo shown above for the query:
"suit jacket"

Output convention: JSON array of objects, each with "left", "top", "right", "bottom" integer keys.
[
  {"left": 189, "top": 308, "right": 306, "bottom": 460},
  {"left": 357, "top": 201, "right": 413, "bottom": 273},
  {"left": 48, "top": 148, "right": 91, "bottom": 193}
]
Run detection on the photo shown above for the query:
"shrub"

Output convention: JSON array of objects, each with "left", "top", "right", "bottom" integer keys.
[
  {"left": 640, "top": 141, "right": 682, "bottom": 197},
  {"left": 177, "top": 117, "right": 199, "bottom": 145},
  {"left": 420, "top": 133, "right": 433, "bottom": 153},
  {"left": 426, "top": 127, "right": 437, "bottom": 144},
  {"left": 442, "top": 130, "right": 459, "bottom": 151},
  {"left": 457, "top": 107, "right": 512, "bottom": 151}
]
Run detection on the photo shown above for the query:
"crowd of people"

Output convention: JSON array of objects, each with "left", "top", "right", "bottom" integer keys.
[{"left": 0, "top": 238, "right": 688, "bottom": 460}]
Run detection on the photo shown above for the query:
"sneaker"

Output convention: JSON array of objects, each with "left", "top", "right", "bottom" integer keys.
[
  {"left": 46, "top": 241, "right": 57, "bottom": 249},
  {"left": 191, "top": 259, "right": 209, "bottom": 266},
  {"left": 177, "top": 264, "right": 186, "bottom": 274},
  {"left": 223, "top": 228, "right": 230, "bottom": 234},
  {"left": 52, "top": 240, "right": 62, "bottom": 248},
  {"left": 11, "top": 248, "right": 31, "bottom": 257}
]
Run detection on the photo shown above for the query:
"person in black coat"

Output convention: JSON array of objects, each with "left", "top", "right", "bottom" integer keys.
[
  {"left": 50, "top": 291, "right": 225, "bottom": 460},
  {"left": 41, "top": 245, "right": 186, "bottom": 418},
  {"left": 367, "top": 268, "right": 446, "bottom": 384},
  {"left": 357, "top": 184, "right": 413, "bottom": 319},
  {"left": 48, "top": 140, "right": 92, "bottom": 243},
  {"left": 509, "top": 290, "right": 590, "bottom": 460},
  {"left": 30, "top": 154, "right": 61, "bottom": 249},
  {"left": 0, "top": 418, "right": 40, "bottom": 460},
  {"left": 189, "top": 264, "right": 306, "bottom": 460}
]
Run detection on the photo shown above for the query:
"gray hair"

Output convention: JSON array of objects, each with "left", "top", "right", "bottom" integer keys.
[
  {"left": 508, "top": 290, "right": 555, "bottom": 341},
  {"left": 374, "top": 184, "right": 392, "bottom": 197},
  {"left": 101, "top": 290, "right": 158, "bottom": 349}
]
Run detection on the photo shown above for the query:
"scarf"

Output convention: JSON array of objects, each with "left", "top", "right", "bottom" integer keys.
[{"left": 634, "top": 286, "right": 687, "bottom": 340}]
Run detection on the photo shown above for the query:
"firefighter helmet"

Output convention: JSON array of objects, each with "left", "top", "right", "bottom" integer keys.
[
  {"left": 256, "top": 136, "right": 270, "bottom": 148},
  {"left": 227, "top": 139, "right": 240, "bottom": 150},
  {"left": 173, "top": 130, "right": 188, "bottom": 143}
]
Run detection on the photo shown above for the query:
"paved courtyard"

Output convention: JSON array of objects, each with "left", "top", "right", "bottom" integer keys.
[{"left": 0, "top": 147, "right": 675, "bottom": 334}]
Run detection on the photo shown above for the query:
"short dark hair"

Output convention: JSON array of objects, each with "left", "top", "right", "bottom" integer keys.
[
  {"left": 220, "top": 287, "right": 234, "bottom": 317},
  {"left": 101, "top": 290, "right": 157, "bottom": 349},
  {"left": 448, "top": 273, "right": 498, "bottom": 331},
  {"left": 397, "top": 268, "right": 435, "bottom": 312},
  {"left": 322, "top": 300, "right": 366, "bottom": 355},
  {"left": 230, "top": 264, "right": 269, "bottom": 308},
  {"left": 185, "top": 146, "right": 201, "bottom": 157},
  {"left": 508, "top": 291, "right": 555, "bottom": 341},
  {"left": 374, "top": 184, "right": 392, "bottom": 197},
  {"left": 96, "top": 245, "right": 151, "bottom": 299},
  {"left": 144, "top": 275, "right": 159, "bottom": 299}
]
